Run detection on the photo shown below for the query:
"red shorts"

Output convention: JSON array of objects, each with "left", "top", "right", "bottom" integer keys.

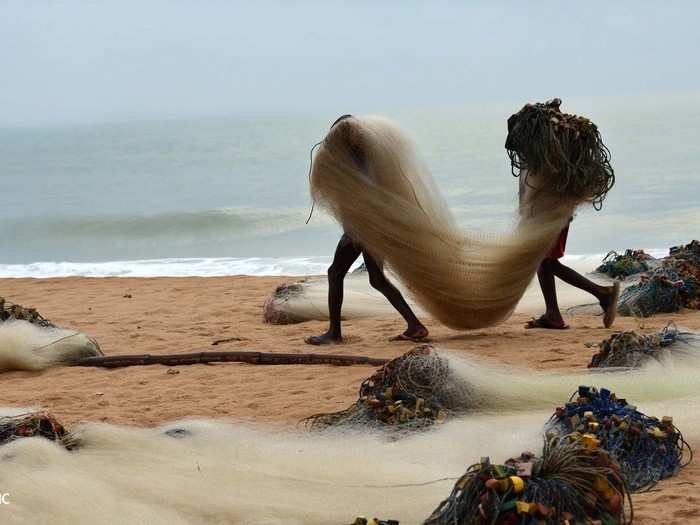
[{"left": 546, "top": 225, "right": 569, "bottom": 260}]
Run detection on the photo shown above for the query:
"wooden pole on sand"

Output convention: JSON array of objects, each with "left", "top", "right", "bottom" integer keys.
[{"left": 73, "top": 351, "right": 389, "bottom": 369}]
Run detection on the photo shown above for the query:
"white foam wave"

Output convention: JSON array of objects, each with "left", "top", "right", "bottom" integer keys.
[
  {"left": 0, "top": 257, "right": 338, "bottom": 278},
  {"left": 0, "top": 250, "right": 667, "bottom": 279}
]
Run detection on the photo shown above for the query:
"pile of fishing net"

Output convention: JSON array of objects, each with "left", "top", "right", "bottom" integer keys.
[
  {"left": 617, "top": 240, "right": 700, "bottom": 316},
  {"left": 424, "top": 437, "right": 631, "bottom": 525},
  {"left": 419, "top": 386, "right": 690, "bottom": 524},
  {"left": 587, "top": 323, "right": 695, "bottom": 368},
  {"left": 547, "top": 386, "right": 691, "bottom": 491},
  {"left": 302, "top": 345, "right": 470, "bottom": 431},
  {"left": 0, "top": 411, "right": 75, "bottom": 449},
  {"left": 0, "top": 296, "right": 54, "bottom": 328},
  {"left": 0, "top": 298, "right": 103, "bottom": 373},
  {"left": 262, "top": 282, "right": 308, "bottom": 324},
  {"left": 596, "top": 249, "right": 656, "bottom": 279}
]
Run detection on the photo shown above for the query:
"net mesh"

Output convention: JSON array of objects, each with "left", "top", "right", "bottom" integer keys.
[
  {"left": 618, "top": 240, "right": 700, "bottom": 316},
  {"left": 587, "top": 324, "right": 694, "bottom": 369}
]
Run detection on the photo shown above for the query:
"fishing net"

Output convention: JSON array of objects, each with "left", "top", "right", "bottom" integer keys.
[
  {"left": 0, "top": 296, "right": 54, "bottom": 328},
  {"left": 547, "top": 386, "right": 692, "bottom": 492},
  {"left": 262, "top": 282, "right": 309, "bottom": 324},
  {"left": 587, "top": 324, "right": 695, "bottom": 368},
  {"left": 617, "top": 240, "right": 700, "bottom": 316},
  {"left": 0, "top": 412, "right": 76, "bottom": 449},
  {"left": 596, "top": 249, "right": 655, "bottom": 279},
  {"left": 302, "top": 345, "right": 471, "bottom": 432},
  {"left": 670, "top": 239, "right": 700, "bottom": 265},
  {"left": 308, "top": 101, "right": 614, "bottom": 330},
  {"left": 506, "top": 98, "right": 615, "bottom": 211},
  {"left": 424, "top": 437, "right": 631, "bottom": 525}
]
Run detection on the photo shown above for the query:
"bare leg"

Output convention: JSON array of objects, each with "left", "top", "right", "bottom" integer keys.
[
  {"left": 528, "top": 258, "right": 567, "bottom": 328},
  {"left": 550, "top": 259, "right": 619, "bottom": 327},
  {"left": 550, "top": 259, "right": 611, "bottom": 303},
  {"left": 305, "top": 234, "right": 361, "bottom": 345},
  {"left": 363, "top": 252, "right": 428, "bottom": 341},
  {"left": 528, "top": 258, "right": 619, "bottom": 329}
]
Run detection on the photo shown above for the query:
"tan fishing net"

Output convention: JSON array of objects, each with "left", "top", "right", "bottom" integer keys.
[{"left": 309, "top": 101, "right": 613, "bottom": 329}]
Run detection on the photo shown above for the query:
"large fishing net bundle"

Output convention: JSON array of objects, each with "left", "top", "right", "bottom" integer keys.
[
  {"left": 424, "top": 438, "right": 631, "bottom": 525},
  {"left": 302, "top": 345, "right": 471, "bottom": 431},
  {"left": 547, "top": 386, "right": 692, "bottom": 492},
  {"left": 309, "top": 101, "right": 614, "bottom": 330},
  {"left": 0, "top": 296, "right": 54, "bottom": 328},
  {"left": 618, "top": 240, "right": 700, "bottom": 316},
  {"left": 587, "top": 323, "right": 695, "bottom": 368},
  {"left": 0, "top": 298, "right": 103, "bottom": 373},
  {"left": 596, "top": 249, "right": 656, "bottom": 279},
  {"left": 0, "top": 411, "right": 76, "bottom": 449}
]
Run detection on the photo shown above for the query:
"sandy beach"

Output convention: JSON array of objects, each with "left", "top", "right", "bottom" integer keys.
[{"left": 1, "top": 275, "right": 700, "bottom": 523}]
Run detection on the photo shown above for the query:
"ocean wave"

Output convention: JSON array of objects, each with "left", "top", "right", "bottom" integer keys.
[
  {"left": 0, "top": 257, "right": 339, "bottom": 278},
  {"left": 0, "top": 207, "right": 327, "bottom": 242},
  {"left": 0, "top": 252, "right": 654, "bottom": 278}
]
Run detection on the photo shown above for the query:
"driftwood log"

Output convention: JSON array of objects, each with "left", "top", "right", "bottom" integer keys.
[{"left": 74, "top": 351, "right": 389, "bottom": 369}]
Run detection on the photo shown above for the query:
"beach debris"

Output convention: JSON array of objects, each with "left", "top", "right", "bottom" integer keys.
[
  {"left": 547, "top": 386, "right": 691, "bottom": 491},
  {"left": 596, "top": 249, "right": 656, "bottom": 278},
  {"left": 302, "top": 345, "right": 470, "bottom": 431},
  {"left": 74, "top": 350, "right": 388, "bottom": 369},
  {"left": 0, "top": 412, "right": 76, "bottom": 449},
  {"left": 0, "top": 297, "right": 54, "bottom": 328},
  {"left": 211, "top": 337, "right": 242, "bottom": 346},
  {"left": 349, "top": 518, "right": 398, "bottom": 525},
  {"left": 617, "top": 240, "right": 700, "bottom": 316},
  {"left": 262, "top": 282, "right": 308, "bottom": 324},
  {"left": 587, "top": 323, "right": 694, "bottom": 368},
  {"left": 425, "top": 437, "right": 631, "bottom": 525},
  {"left": 166, "top": 368, "right": 180, "bottom": 375}
]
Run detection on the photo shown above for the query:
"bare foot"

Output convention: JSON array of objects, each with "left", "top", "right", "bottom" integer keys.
[
  {"left": 390, "top": 325, "right": 429, "bottom": 342},
  {"left": 600, "top": 281, "right": 621, "bottom": 328},
  {"left": 525, "top": 315, "right": 569, "bottom": 330},
  {"left": 304, "top": 332, "right": 342, "bottom": 345}
]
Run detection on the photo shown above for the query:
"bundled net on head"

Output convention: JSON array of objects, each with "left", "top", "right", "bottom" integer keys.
[
  {"left": 587, "top": 323, "right": 696, "bottom": 368},
  {"left": 302, "top": 345, "right": 472, "bottom": 432},
  {"left": 309, "top": 100, "right": 614, "bottom": 329},
  {"left": 618, "top": 240, "right": 700, "bottom": 316},
  {"left": 505, "top": 98, "right": 615, "bottom": 211}
]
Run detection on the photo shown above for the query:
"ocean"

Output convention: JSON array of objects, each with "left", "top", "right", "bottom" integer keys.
[{"left": 2, "top": 95, "right": 698, "bottom": 277}]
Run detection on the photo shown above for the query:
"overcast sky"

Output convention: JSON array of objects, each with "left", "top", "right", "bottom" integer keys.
[{"left": 2, "top": 1, "right": 699, "bottom": 127}]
